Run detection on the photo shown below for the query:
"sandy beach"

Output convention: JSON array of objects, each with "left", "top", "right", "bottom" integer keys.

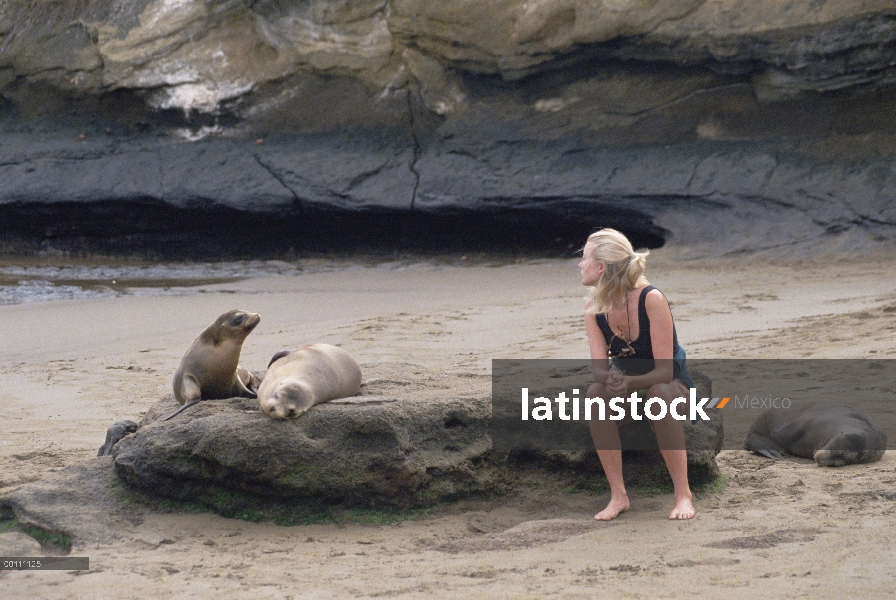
[{"left": 2, "top": 250, "right": 896, "bottom": 598}]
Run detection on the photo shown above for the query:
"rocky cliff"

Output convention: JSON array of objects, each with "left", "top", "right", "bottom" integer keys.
[{"left": 2, "top": 1, "right": 896, "bottom": 255}]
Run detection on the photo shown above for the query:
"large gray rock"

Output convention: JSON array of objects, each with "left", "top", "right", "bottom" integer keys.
[
  {"left": 112, "top": 370, "right": 495, "bottom": 507},
  {"left": 111, "top": 364, "right": 721, "bottom": 510}
]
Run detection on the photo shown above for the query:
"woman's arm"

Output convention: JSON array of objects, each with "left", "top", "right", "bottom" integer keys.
[
  {"left": 584, "top": 312, "right": 613, "bottom": 385},
  {"left": 620, "top": 289, "right": 676, "bottom": 390}
]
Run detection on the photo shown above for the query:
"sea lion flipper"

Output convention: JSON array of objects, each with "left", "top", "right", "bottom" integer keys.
[
  {"left": 162, "top": 400, "right": 201, "bottom": 421},
  {"left": 243, "top": 373, "right": 260, "bottom": 396},
  {"left": 755, "top": 447, "right": 785, "bottom": 460},
  {"left": 179, "top": 374, "right": 202, "bottom": 404},
  {"left": 268, "top": 349, "right": 293, "bottom": 368},
  {"left": 745, "top": 432, "right": 786, "bottom": 459},
  {"left": 234, "top": 367, "right": 258, "bottom": 398}
]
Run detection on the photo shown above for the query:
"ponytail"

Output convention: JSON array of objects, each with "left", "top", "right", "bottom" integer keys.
[{"left": 584, "top": 230, "right": 650, "bottom": 314}]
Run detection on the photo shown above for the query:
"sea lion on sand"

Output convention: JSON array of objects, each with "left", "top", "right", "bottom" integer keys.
[
  {"left": 97, "top": 420, "right": 138, "bottom": 456},
  {"left": 164, "top": 309, "right": 261, "bottom": 421},
  {"left": 258, "top": 344, "right": 362, "bottom": 420},
  {"left": 745, "top": 404, "right": 887, "bottom": 467}
]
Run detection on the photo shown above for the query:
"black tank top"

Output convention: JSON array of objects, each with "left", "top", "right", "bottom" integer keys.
[{"left": 595, "top": 285, "right": 687, "bottom": 380}]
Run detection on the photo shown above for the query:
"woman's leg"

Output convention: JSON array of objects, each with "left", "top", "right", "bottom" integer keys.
[
  {"left": 587, "top": 382, "right": 630, "bottom": 520},
  {"left": 648, "top": 383, "right": 695, "bottom": 520}
]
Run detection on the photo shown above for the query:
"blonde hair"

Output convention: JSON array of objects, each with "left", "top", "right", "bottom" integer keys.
[{"left": 583, "top": 228, "right": 650, "bottom": 314}]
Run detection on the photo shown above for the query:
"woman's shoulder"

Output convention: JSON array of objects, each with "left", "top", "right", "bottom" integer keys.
[
  {"left": 642, "top": 286, "right": 670, "bottom": 311},
  {"left": 634, "top": 284, "right": 662, "bottom": 300}
]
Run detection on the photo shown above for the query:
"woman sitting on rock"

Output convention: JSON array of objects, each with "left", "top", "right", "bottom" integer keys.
[{"left": 578, "top": 228, "right": 696, "bottom": 520}]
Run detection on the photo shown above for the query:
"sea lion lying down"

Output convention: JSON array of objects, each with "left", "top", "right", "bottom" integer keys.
[
  {"left": 258, "top": 344, "right": 362, "bottom": 420},
  {"left": 745, "top": 404, "right": 887, "bottom": 467}
]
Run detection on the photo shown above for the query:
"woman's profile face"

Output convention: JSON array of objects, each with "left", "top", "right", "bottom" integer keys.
[{"left": 579, "top": 242, "right": 604, "bottom": 286}]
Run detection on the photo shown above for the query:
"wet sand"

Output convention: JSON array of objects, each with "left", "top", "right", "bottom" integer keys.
[{"left": 1, "top": 250, "right": 895, "bottom": 598}]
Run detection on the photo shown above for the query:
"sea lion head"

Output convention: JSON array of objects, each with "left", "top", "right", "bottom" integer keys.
[
  {"left": 209, "top": 309, "right": 260, "bottom": 344},
  {"left": 260, "top": 378, "right": 314, "bottom": 420},
  {"left": 814, "top": 430, "right": 887, "bottom": 467}
]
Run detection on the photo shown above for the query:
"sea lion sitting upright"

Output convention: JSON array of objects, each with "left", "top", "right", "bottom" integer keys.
[
  {"left": 164, "top": 309, "right": 261, "bottom": 421},
  {"left": 258, "top": 344, "right": 362, "bottom": 420},
  {"left": 745, "top": 404, "right": 887, "bottom": 467}
]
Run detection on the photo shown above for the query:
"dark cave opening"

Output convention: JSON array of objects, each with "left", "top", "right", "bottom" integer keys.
[{"left": 0, "top": 200, "right": 667, "bottom": 260}]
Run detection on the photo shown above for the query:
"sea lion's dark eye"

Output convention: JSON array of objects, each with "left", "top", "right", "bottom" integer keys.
[{"left": 233, "top": 315, "right": 244, "bottom": 326}]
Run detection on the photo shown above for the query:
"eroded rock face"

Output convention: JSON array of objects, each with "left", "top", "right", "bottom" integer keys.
[
  {"left": 391, "top": 0, "right": 896, "bottom": 92},
  {"left": 2, "top": 1, "right": 896, "bottom": 254},
  {"left": 7, "top": 0, "right": 896, "bottom": 98},
  {"left": 6, "top": 1, "right": 896, "bottom": 100}
]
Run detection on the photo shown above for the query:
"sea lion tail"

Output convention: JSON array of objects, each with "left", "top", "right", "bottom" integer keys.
[{"left": 162, "top": 400, "right": 201, "bottom": 421}]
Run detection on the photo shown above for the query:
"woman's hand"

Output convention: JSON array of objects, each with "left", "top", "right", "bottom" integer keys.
[{"left": 606, "top": 368, "right": 628, "bottom": 397}]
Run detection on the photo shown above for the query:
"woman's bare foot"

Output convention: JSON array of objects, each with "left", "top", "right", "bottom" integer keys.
[
  {"left": 594, "top": 494, "right": 630, "bottom": 521},
  {"left": 669, "top": 494, "right": 695, "bottom": 520}
]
